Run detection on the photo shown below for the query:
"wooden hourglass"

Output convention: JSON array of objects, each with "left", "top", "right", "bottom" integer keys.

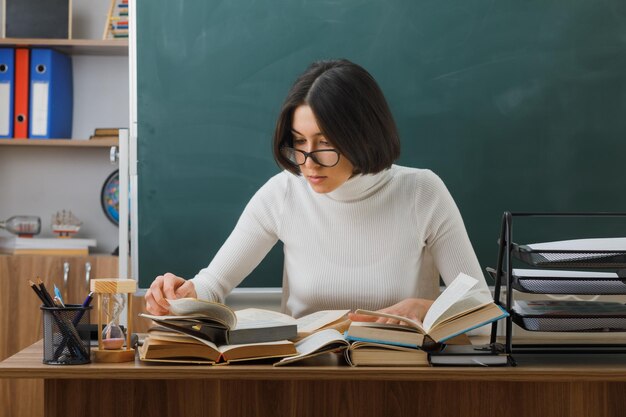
[{"left": 90, "top": 278, "right": 136, "bottom": 362}]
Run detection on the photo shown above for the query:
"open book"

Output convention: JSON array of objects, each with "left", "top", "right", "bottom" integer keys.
[
  {"left": 139, "top": 329, "right": 297, "bottom": 364},
  {"left": 140, "top": 298, "right": 351, "bottom": 345},
  {"left": 347, "top": 273, "right": 508, "bottom": 345},
  {"left": 140, "top": 298, "right": 298, "bottom": 345}
]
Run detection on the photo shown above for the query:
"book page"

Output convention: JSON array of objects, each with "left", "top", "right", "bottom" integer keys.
[
  {"left": 218, "top": 340, "right": 293, "bottom": 353},
  {"left": 353, "top": 309, "right": 425, "bottom": 333},
  {"left": 422, "top": 273, "right": 479, "bottom": 332},
  {"left": 139, "top": 313, "right": 228, "bottom": 328},
  {"left": 275, "top": 329, "right": 348, "bottom": 365},
  {"left": 429, "top": 296, "right": 491, "bottom": 327},
  {"left": 234, "top": 308, "right": 297, "bottom": 329},
  {"left": 295, "top": 309, "right": 350, "bottom": 333},
  {"left": 166, "top": 298, "right": 237, "bottom": 328}
]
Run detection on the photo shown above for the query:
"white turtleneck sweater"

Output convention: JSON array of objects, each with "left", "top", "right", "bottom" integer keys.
[{"left": 190, "top": 165, "right": 490, "bottom": 318}]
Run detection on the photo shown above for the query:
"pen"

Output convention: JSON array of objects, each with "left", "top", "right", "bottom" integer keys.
[
  {"left": 54, "top": 291, "right": 95, "bottom": 359},
  {"left": 72, "top": 291, "right": 94, "bottom": 326},
  {"left": 54, "top": 285, "right": 65, "bottom": 307},
  {"left": 53, "top": 296, "right": 65, "bottom": 307}
]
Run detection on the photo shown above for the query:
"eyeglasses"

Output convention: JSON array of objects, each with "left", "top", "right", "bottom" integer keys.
[{"left": 280, "top": 147, "right": 341, "bottom": 168}]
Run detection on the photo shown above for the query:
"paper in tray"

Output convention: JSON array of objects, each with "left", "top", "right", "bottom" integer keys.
[
  {"left": 513, "top": 238, "right": 626, "bottom": 268},
  {"left": 512, "top": 300, "right": 626, "bottom": 332}
]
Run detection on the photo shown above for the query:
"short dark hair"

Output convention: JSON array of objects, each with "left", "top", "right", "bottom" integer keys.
[{"left": 273, "top": 59, "right": 401, "bottom": 175}]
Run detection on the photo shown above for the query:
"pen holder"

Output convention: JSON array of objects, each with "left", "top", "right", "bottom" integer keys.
[{"left": 41, "top": 304, "right": 92, "bottom": 365}]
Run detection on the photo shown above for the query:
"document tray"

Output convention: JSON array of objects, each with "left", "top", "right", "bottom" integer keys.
[
  {"left": 512, "top": 243, "right": 626, "bottom": 269},
  {"left": 512, "top": 311, "right": 626, "bottom": 332}
]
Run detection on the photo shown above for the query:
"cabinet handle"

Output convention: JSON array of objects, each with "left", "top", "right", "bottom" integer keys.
[
  {"left": 110, "top": 146, "right": 119, "bottom": 163},
  {"left": 63, "top": 261, "right": 70, "bottom": 298},
  {"left": 85, "top": 261, "right": 92, "bottom": 291}
]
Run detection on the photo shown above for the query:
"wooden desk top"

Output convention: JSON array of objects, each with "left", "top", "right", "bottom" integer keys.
[{"left": 3, "top": 340, "right": 626, "bottom": 382}]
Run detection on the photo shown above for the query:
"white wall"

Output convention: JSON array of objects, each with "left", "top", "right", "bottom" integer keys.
[{"left": 0, "top": 0, "right": 128, "bottom": 254}]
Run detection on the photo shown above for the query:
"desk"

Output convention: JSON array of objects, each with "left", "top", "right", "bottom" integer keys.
[{"left": 2, "top": 341, "right": 626, "bottom": 417}]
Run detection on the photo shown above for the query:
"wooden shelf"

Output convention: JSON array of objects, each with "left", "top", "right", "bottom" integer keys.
[
  {"left": 0, "top": 139, "right": 118, "bottom": 148},
  {"left": 0, "top": 38, "right": 128, "bottom": 56}
]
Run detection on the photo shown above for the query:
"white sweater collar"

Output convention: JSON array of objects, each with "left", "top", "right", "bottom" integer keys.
[{"left": 322, "top": 167, "right": 393, "bottom": 202}]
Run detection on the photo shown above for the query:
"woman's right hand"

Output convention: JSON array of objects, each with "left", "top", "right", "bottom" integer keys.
[{"left": 144, "top": 272, "right": 197, "bottom": 315}]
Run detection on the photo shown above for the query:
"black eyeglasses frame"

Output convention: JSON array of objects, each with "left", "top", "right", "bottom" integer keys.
[{"left": 280, "top": 147, "right": 341, "bottom": 168}]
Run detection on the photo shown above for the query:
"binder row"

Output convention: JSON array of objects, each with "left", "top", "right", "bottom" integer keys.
[{"left": 0, "top": 48, "right": 73, "bottom": 140}]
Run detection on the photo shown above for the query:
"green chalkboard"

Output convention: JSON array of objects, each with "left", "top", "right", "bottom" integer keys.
[{"left": 136, "top": 0, "right": 626, "bottom": 289}]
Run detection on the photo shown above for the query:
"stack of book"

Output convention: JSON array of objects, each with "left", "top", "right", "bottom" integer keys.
[
  {"left": 0, "top": 236, "right": 96, "bottom": 256},
  {"left": 89, "top": 128, "right": 121, "bottom": 141},
  {"left": 139, "top": 274, "right": 511, "bottom": 367},
  {"left": 342, "top": 273, "right": 509, "bottom": 366},
  {"left": 139, "top": 299, "right": 350, "bottom": 365}
]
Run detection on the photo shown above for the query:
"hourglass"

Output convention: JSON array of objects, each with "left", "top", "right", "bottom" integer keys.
[{"left": 90, "top": 278, "right": 137, "bottom": 362}]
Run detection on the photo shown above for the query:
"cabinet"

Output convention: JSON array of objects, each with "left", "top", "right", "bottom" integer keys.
[
  {"left": 0, "top": 254, "right": 118, "bottom": 417},
  {"left": 0, "top": 38, "right": 128, "bottom": 254},
  {"left": 489, "top": 212, "right": 626, "bottom": 359}
]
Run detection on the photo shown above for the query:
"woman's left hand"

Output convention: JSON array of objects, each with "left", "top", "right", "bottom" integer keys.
[{"left": 347, "top": 298, "right": 434, "bottom": 325}]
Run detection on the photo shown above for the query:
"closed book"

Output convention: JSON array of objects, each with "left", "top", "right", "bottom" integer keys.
[
  {"left": 347, "top": 341, "right": 429, "bottom": 367},
  {"left": 12, "top": 248, "right": 88, "bottom": 256},
  {"left": 93, "top": 128, "right": 121, "bottom": 136},
  {"left": 428, "top": 344, "right": 509, "bottom": 366},
  {"left": 147, "top": 317, "right": 297, "bottom": 345},
  {"left": 0, "top": 236, "right": 96, "bottom": 254},
  {"left": 89, "top": 135, "right": 119, "bottom": 141}
]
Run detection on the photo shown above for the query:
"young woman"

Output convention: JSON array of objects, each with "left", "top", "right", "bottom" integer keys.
[{"left": 144, "top": 59, "right": 490, "bottom": 324}]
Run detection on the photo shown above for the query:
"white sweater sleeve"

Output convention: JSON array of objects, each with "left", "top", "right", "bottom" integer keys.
[
  {"left": 420, "top": 171, "right": 491, "bottom": 296},
  {"left": 189, "top": 173, "right": 287, "bottom": 302}
]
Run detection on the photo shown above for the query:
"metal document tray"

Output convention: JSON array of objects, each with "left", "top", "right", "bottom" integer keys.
[
  {"left": 511, "top": 272, "right": 626, "bottom": 295},
  {"left": 512, "top": 311, "right": 626, "bottom": 332},
  {"left": 487, "top": 268, "right": 626, "bottom": 295},
  {"left": 512, "top": 243, "right": 626, "bottom": 268}
]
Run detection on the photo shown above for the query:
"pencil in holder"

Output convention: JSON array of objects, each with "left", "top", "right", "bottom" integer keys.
[{"left": 41, "top": 304, "right": 92, "bottom": 365}]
